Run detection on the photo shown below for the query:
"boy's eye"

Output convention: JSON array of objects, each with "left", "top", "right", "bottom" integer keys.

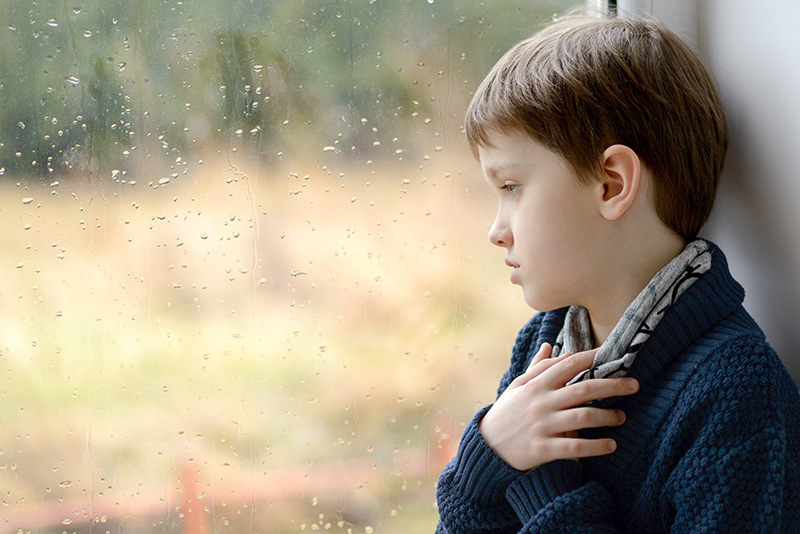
[{"left": 501, "top": 183, "right": 520, "bottom": 196}]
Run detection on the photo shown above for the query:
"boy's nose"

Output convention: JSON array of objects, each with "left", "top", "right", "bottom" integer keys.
[{"left": 488, "top": 216, "right": 512, "bottom": 248}]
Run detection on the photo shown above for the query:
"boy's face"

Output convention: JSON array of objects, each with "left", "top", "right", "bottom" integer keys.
[{"left": 480, "top": 129, "right": 605, "bottom": 312}]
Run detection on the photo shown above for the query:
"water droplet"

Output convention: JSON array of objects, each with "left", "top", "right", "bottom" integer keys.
[
  {"left": 22, "top": 197, "right": 34, "bottom": 205},
  {"left": 59, "top": 480, "right": 72, "bottom": 487},
  {"left": 253, "top": 64, "right": 263, "bottom": 73},
  {"left": 64, "top": 75, "right": 80, "bottom": 85},
  {"left": 200, "top": 233, "right": 208, "bottom": 240},
  {"left": 290, "top": 269, "right": 307, "bottom": 277},
  {"left": 323, "top": 146, "right": 337, "bottom": 153},
  {"left": 47, "top": 18, "right": 59, "bottom": 27},
  {"left": 117, "top": 62, "right": 126, "bottom": 71},
  {"left": 82, "top": 30, "right": 92, "bottom": 37},
  {"left": 62, "top": 518, "right": 72, "bottom": 525}
]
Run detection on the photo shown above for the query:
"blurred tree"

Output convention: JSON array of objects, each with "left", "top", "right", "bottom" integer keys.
[{"left": 0, "top": 0, "right": 571, "bottom": 179}]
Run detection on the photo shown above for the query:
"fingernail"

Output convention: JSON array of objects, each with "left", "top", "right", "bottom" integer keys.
[
  {"left": 617, "top": 410, "right": 626, "bottom": 423},
  {"left": 627, "top": 379, "right": 639, "bottom": 391},
  {"left": 607, "top": 441, "right": 617, "bottom": 452}
]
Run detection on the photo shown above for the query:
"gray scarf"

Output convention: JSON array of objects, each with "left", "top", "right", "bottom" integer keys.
[{"left": 551, "top": 239, "right": 712, "bottom": 383}]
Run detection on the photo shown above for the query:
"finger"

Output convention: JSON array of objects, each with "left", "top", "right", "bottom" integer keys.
[
  {"left": 537, "top": 349, "right": 598, "bottom": 389},
  {"left": 540, "top": 436, "right": 619, "bottom": 463},
  {"left": 509, "top": 344, "right": 557, "bottom": 388},
  {"left": 525, "top": 342, "right": 553, "bottom": 372},
  {"left": 549, "top": 406, "right": 627, "bottom": 435},
  {"left": 553, "top": 377, "right": 640, "bottom": 409}
]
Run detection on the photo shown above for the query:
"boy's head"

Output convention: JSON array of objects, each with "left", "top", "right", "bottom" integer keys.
[{"left": 466, "top": 12, "right": 728, "bottom": 240}]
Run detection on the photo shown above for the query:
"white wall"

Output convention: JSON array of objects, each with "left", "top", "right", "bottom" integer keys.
[{"left": 614, "top": 0, "right": 800, "bottom": 383}]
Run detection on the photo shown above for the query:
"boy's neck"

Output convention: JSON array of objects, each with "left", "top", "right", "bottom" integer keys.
[{"left": 587, "top": 234, "right": 686, "bottom": 346}]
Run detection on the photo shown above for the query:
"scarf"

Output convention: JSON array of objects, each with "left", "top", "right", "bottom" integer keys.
[{"left": 550, "top": 239, "right": 712, "bottom": 383}]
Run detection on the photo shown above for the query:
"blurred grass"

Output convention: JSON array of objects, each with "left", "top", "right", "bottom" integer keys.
[{"left": 0, "top": 146, "right": 532, "bottom": 532}]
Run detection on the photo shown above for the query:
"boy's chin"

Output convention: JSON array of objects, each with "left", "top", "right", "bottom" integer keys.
[{"left": 521, "top": 289, "right": 567, "bottom": 313}]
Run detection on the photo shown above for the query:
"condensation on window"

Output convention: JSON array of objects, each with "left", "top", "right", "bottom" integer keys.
[{"left": 0, "top": 1, "right": 570, "bottom": 532}]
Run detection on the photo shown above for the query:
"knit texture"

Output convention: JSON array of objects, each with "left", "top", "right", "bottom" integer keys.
[{"left": 436, "top": 242, "right": 800, "bottom": 533}]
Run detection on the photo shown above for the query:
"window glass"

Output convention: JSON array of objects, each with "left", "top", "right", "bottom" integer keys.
[{"left": 1, "top": 1, "right": 572, "bottom": 531}]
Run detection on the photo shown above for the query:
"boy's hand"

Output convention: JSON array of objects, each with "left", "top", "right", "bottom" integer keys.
[{"left": 478, "top": 343, "right": 639, "bottom": 472}]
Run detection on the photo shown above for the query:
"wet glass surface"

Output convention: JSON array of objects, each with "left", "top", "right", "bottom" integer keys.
[{"left": 0, "top": 1, "right": 570, "bottom": 531}]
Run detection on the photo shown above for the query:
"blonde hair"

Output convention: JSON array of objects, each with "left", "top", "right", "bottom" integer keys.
[{"left": 466, "top": 12, "right": 728, "bottom": 239}]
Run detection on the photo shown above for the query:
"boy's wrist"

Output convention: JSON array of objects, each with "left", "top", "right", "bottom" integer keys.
[{"left": 448, "top": 406, "right": 527, "bottom": 503}]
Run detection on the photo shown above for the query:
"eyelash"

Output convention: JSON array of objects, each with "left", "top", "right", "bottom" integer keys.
[{"left": 500, "top": 183, "right": 520, "bottom": 195}]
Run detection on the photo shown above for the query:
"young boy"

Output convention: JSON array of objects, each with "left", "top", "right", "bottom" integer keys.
[{"left": 436, "top": 12, "right": 800, "bottom": 533}]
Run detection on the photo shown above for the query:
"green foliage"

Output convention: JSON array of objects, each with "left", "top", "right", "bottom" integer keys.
[{"left": 0, "top": 0, "right": 572, "bottom": 179}]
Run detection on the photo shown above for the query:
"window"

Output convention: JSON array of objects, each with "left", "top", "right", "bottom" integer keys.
[{"left": 1, "top": 1, "right": 571, "bottom": 532}]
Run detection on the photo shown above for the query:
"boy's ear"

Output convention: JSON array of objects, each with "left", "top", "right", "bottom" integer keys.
[{"left": 596, "top": 144, "right": 641, "bottom": 221}]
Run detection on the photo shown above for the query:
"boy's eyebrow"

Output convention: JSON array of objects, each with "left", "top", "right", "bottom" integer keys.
[
  {"left": 483, "top": 163, "right": 519, "bottom": 181},
  {"left": 483, "top": 167, "right": 503, "bottom": 184}
]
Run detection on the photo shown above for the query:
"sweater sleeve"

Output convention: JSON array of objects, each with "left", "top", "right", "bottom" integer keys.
[
  {"left": 505, "top": 462, "right": 619, "bottom": 533},
  {"left": 437, "top": 310, "right": 628, "bottom": 533},
  {"left": 437, "top": 423, "right": 623, "bottom": 533},
  {"left": 435, "top": 406, "right": 524, "bottom": 533},
  {"left": 435, "top": 314, "right": 546, "bottom": 533}
]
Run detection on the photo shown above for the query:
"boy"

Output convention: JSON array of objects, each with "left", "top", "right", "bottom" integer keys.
[{"left": 436, "top": 11, "right": 800, "bottom": 533}]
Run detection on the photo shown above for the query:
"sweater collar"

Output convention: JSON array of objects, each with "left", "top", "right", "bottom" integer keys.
[{"left": 627, "top": 240, "right": 746, "bottom": 385}]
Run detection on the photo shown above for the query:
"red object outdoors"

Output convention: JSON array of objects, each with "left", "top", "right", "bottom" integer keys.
[
  {"left": 0, "top": 425, "right": 453, "bottom": 533},
  {"left": 180, "top": 452, "right": 209, "bottom": 533}
]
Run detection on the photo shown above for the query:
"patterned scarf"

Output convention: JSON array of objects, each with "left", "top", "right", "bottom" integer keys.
[{"left": 551, "top": 239, "right": 712, "bottom": 383}]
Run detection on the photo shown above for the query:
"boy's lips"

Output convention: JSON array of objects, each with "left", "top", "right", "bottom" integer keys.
[{"left": 505, "top": 258, "right": 520, "bottom": 283}]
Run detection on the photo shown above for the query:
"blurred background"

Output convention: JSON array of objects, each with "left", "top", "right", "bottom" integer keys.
[{"left": 0, "top": 1, "right": 572, "bottom": 532}]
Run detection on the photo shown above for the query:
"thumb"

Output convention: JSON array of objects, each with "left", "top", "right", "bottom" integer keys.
[{"left": 526, "top": 342, "right": 553, "bottom": 372}]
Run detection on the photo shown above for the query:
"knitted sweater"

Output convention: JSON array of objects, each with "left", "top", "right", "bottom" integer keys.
[{"left": 436, "top": 243, "right": 800, "bottom": 533}]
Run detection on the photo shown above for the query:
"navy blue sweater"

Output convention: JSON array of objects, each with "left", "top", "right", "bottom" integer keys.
[{"left": 436, "top": 244, "right": 800, "bottom": 532}]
